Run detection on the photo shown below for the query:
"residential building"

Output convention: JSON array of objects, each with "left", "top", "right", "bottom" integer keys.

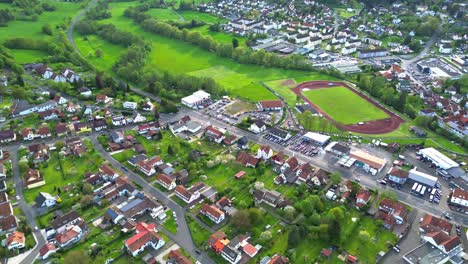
[
  {"left": 24, "top": 169, "right": 45, "bottom": 189},
  {"left": 249, "top": 120, "right": 267, "bottom": 134},
  {"left": 204, "top": 126, "right": 225, "bottom": 144},
  {"left": 50, "top": 210, "right": 83, "bottom": 234},
  {"left": 387, "top": 167, "right": 409, "bottom": 185},
  {"left": 419, "top": 213, "right": 452, "bottom": 234},
  {"left": 124, "top": 222, "right": 165, "bottom": 257},
  {"left": 174, "top": 185, "right": 200, "bottom": 204},
  {"left": 39, "top": 243, "right": 57, "bottom": 259},
  {"left": 356, "top": 189, "right": 371, "bottom": 209},
  {"left": 221, "top": 245, "right": 242, "bottom": 264},
  {"left": 55, "top": 225, "right": 82, "bottom": 248},
  {"left": 35, "top": 192, "right": 56, "bottom": 208},
  {"left": 236, "top": 152, "right": 259, "bottom": 168},
  {"left": 0, "top": 130, "right": 16, "bottom": 143},
  {"left": 200, "top": 203, "right": 225, "bottom": 224},
  {"left": 257, "top": 145, "right": 273, "bottom": 160},
  {"left": 450, "top": 188, "right": 468, "bottom": 207},
  {"left": 378, "top": 199, "right": 408, "bottom": 229},
  {"left": 5, "top": 231, "right": 25, "bottom": 250},
  {"left": 123, "top": 101, "right": 138, "bottom": 110},
  {"left": 156, "top": 174, "right": 176, "bottom": 191}
]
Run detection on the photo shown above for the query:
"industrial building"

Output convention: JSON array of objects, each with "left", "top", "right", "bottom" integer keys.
[
  {"left": 301, "top": 132, "right": 331, "bottom": 147},
  {"left": 181, "top": 90, "right": 211, "bottom": 109},
  {"left": 349, "top": 149, "right": 387, "bottom": 173},
  {"left": 418, "top": 148, "right": 465, "bottom": 178},
  {"left": 408, "top": 168, "right": 439, "bottom": 187}
]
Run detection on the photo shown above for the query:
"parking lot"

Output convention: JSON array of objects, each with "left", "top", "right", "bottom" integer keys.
[
  {"left": 289, "top": 137, "right": 322, "bottom": 157},
  {"left": 262, "top": 133, "right": 293, "bottom": 146}
]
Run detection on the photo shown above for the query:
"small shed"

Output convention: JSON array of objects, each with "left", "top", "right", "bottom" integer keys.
[{"left": 234, "top": 171, "right": 246, "bottom": 179}]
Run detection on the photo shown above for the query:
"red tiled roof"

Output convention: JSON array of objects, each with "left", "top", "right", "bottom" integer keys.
[
  {"left": 6, "top": 231, "right": 24, "bottom": 247},
  {"left": 426, "top": 231, "right": 460, "bottom": 252},
  {"left": 388, "top": 167, "right": 409, "bottom": 178},
  {"left": 55, "top": 228, "right": 79, "bottom": 245},
  {"left": 234, "top": 171, "right": 246, "bottom": 179},
  {"left": 243, "top": 243, "right": 258, "bottom": 256},
  {"left": 452, "top": 188, "right": 468, "bottom": 201},
  {"left": 175, "top": 185, "right": 193, "bottom": 200},
  {"left": 157, "top": 174, "right": 174, "bottom": 186},
  {"left": 200, "top": 203, "right": 224, "bottom": 219},
  {"left": 321, "top": 248, "right": 332, "bottom": 257},
  {"left": 236, "top": 151, "right": 259, "bottom": 167},
  {"left": 420, "top": 214, "right": 452, "bottom": 233},
  {"left": 39, "top": 243, "right": 56, "bottom": 257},
  {"left": 260, "top": 100, "right": 283, "bottom": 109}
]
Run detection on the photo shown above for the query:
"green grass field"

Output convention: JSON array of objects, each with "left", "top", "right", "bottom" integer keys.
[
  {"left": 0, "top": 1, "right": 84, "bottom": 62},
  {"left": 302, "top": 86, "right": 389, "bottom": 124},
  {"left": 74, "top": 1, "right": 327, "bottom": 101}
]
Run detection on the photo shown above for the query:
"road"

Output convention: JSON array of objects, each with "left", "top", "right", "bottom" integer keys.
[
  {"left": 399, "top": 32, "right": 438, "bottom": 90},
  {"left": 89, "top": 135, "right": 216, "bottom": 264},
  {"left": 9, "top": 148, "right": 47, "bottom": 264},
  {"left": 66, "top": 0, "right": 98, "bottom": 51}
]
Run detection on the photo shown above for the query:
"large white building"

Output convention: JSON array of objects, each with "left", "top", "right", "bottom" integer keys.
[
  {"left": 418, "top": 148, "right": 464, "bottom": 178},
  {"left": 181, "top": 90, "right": 211, "bottom": 109},
  {"left": 408, "top": 168, "right": 438, "bottom": 187},
  {"left": 450, "top": 188, "right": 468, "bottom": 207}
]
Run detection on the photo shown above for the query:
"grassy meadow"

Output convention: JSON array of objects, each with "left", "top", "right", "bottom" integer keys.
[
  {"left": 302, "top": 86, "right": 390, "bottom": 124},
  {"left": 0, "top": 1, "right": 84, "bottom": 62}
]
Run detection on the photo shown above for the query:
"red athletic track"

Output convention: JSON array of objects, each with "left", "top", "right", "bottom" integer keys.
[{"left": 291, "top": 81, "right": 405, "bottom": 134}]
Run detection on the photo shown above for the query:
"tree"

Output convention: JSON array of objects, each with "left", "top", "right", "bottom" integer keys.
[
  {"left": 81, "top": 183, "right": 93, "bottom": 195},
  {"left": 231, "top": 210, "right": 251, "bottom": 230},
  {"left": 64, "top": 250, "right": 90, "bottom": 264},
  {"left": 79, "top": 195, "right": 93, "bottom": 209},
  {"left": 167, "top": 145, "right": 175, "bottom": 156},
  {"left": 330, "top": 172, "right": 341, "bottom": 185},
  {"left": 259, "top": 230, "right": 272, "bottom": 242},
  {"left": 54, "top": 141, "right": 65, "bottom": 151},
  {"left": 283, "top": 205, "right": 296, "bottom": 221},
  {"left": 42, "top": 24, "right": 53, "bottom": 35},
  {"left": 359, "top": 230, "right": 370, "bottom": 243},
  {"left": 95, "top": 49, "right": 103, "bottom": 57},
  {"left": 232, "top": 38, "right": 239, "bottom": 48},
  {"left": 288, "top": 225, "right": 301, "bottom": 248}
]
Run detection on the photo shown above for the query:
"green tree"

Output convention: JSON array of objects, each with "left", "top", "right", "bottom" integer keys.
[
  {"left": 232, "top": 38, "right": 239, "bottom": 48},
  {"left": 42, "top": 23, "right": 53, "bottom": 35},
  {"left": 64, "top": 250, "right": 90, "bottom": 264},
  {"left": 231, "top": 210, "right": 251, "bottom": 231}
]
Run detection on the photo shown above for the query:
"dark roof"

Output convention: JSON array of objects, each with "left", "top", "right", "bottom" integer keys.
[
  {"left": 269, "top": 127, "right": 289, "bottom": 139},
  {"left": 0, "top": 130, "right": 15, "bottom": 140},
  {"left": 50, "top": 210, "right": 80, "bottom": 230},
  {"left": 331, "top": 143, "right": 350, "bottom": 154}
]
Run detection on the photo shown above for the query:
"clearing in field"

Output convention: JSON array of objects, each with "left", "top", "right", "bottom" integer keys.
[
  {"left": 302, "top": 86, "right": 389, "bottom": 125},
  {"left": 224, "top": 100, "right": 257, "bottom": 115}
]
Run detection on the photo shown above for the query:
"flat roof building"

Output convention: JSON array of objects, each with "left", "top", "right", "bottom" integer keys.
[
  {"left": 418, "top": 148, "right": 464, "bottom": 178},
  {"left": 181, "top": 90, "right": 211, "bottom": 109},
  {"left": 408, "top": 168, "right": 438, "bottom": 187},
  {"left": 302, "top": 132, "right": 331, "bottom": 146},
  {"left": 350, "top": 149, "right": 387, "bottom": 172}
]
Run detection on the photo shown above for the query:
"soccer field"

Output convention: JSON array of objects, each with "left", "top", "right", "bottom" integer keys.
[{"left": 302, "top": 86, "right": 389, "bottom": 125}]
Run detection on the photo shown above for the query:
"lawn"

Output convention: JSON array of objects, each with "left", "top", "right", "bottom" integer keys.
[
  {"left": 224, "top": 100, "right": 257, "bottom": 115},
  {"left": 112, "top": 149, "right": 137, "bottom": 163},
  {"left": 74, "top": 1, "right": 330, "bottom": 101},
  {"left": 163, "top": 210, "right": 178, "bottom": 234},
  {"left": 302, "top": 86, "right": 389, "bottom": 124},
  {"left": 0, "top": 1, "right": 84, "bottom": 61},
  {"left": 336, "top": 8, "right": 356, "bottom": 18},
  {"left": 187, "top": 216, "right": 211, "bottom": 247},
  {"left": 22, "top": 145, "right": 104, "bottom": 203}
]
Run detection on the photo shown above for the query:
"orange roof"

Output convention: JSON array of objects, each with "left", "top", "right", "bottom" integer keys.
[
  {"left": 243, "top": 243, "right": 258, "bottom": 257},
  {"left": 6, "top": 231, "right": 25, "bottom": 247},
  {"left": 234, "top": 171, "right": 246, "bottom": 179},
  {"left": 212, "top": 239, "right": 225, "bottom": 252}
]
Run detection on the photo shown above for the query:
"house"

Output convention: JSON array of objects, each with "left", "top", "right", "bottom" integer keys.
[
  {"left": 450, "top": 188, "right": 468, "bottom": 208},
  {"left": 112, "top": 115, "right": 127, "bottom": 126},
  {"left": 0, "top": 164, "right": 6, "bottom": 179},
  {"left": 355, "top": 189, "right": 371, "bottom": 209},
  {"left": 254, "top": 188, "right": 284, "bottom": 208},
  {"left": 258, "top": 100, "right": 283, "bottom": 111},
  {"left": 124, "top": 222, "right": 165, "bottom": 257},
  {"left": 54, "top": 123, "right": 68, "bottom": 137},
  {"left": 167, "top": 249, "right": 193, "bottom": 264},
  {"left": 37, "top": 126, "right": 51, "bottom": 138},
  {"left": 123, "top": 101, "right": 138, "bottom": 110},
  {"left": 50, "top": 210, "right": 83, "bottom": 234},
  {"left": 422, "top": 231, "right": 461, "bottom": 255},
  {"left": 61, "top": 68, "right": 80, "bottom": 83},
  {"left": 268, "top": 254, "right": 289, "bottom": 264},
  {"left": 200, "top": 203, "right": 225, "bottom": 224},
  {"left": 295, "top": 163, "right": 313, "bottom": 184},
  {"left": 156, "top": 174, "right": 176, "bottom": 191},
  {"left": 141, "top": 101, "right": 154, "bottom": 112},
  {"left": 0, "top": 130, "right": 16, "bottom": 143},
  {"left": 20, "top": 128, "right": 35, "bottom": 141},
  {"left": 387, "top": 166, "right": 409, "bottom": 185},
  {"left": 5, "top": 231, "right": 25, "bottom": 250},
  {"left": 79, "top": 87, "right": 92, "bottom": 97},
  {"left": 204, "top": 126, "right": 225, "bottom": 144},
  {"left": 24, "top": 169, "right": 45, "bottom": 189},
  {"left": 378, "top": 199, "right": 408, "bottom": 229},
  {"left": 103, "top": 208, "right": 124, "bottom": 225},
  {"left": 93, "top": 119, "right": 107, "bottom": 132},
  {"left": 409, "top": 126, "right": 427, "bottom": 137},
  {"left": 249, "top": 120, "right": 267, "bottom": 134},
  {"left": 38, "top": 109, "right": 58, "bottom": 121},
  {"left": 221, "top": 245, "right": 242, "bottom": 264},
  {"left": 439, "top": 43, "right": 452, "bottom": 54},
  {"left": 73, "top": 122, "right": 91, "bottom": 134},
  {"left": 109, "top": 130, "right": 124, "bottom": 144},
  {"left": 181, "top": 90, "right": 211, "bottom": 109},
  {"left": 35, "top": 192, "right": 56, "bottom": 208},
  {"left": 53, "top": 95, "right": 68, "bottom": 105},
  {"left": 281, "top": 157, "right": 298, "bottom": 173},
  {"left": 237, "top": 136, "right": 249, "bottom": 149},
  {"left": 236, "top": 152, "right": 259, "bottom": 168},
  {"left": 257, "top": 145, "right": 273, "bottom": 160},
  {"left": 96, "top": 94, "right": 112, "bottom": 104},
  {"left": 174, "top": 185, "right": 200, "bottom": 204},
  {"left": 39, "top": 243, "right": 57, "bottom": 259},
  {"left": 419, "top": 213, "right": 452, "bottom": 234},
  {"left": 137, "top": 156, "right": 163, "bottom": 176},
  {"left": 55, "top": 225, "right": 82, "bottom": 248},
  {"left": 99, "top": 164, "right": 119, "bottom": 179}
]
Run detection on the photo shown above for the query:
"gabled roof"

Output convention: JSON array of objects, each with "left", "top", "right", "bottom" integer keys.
[
  {"left": 200, "top": 203, "right": 224, "bottom": 219},
  {"left": 125, "top": 222, "right": 161, "bottom": 253},
  {"left": 6, "top": 231, "right": 25, "bottom": 247},
  {"left": 425, "top": 231, "right": 460, "bottom": 252},
  {"left": 55, "top": 227, "right": 80, "bottom": 245},
  {"left": 419, "top": 214, "right": 452, "bottom": 233},
  {"left": 236, "top": 151, "right": 259, "bottom": 167},
  {"left": 39, "top": 243, "right": 57, "bottom": 257},
  {"left": 452, "top": 188, "right": 468, "bottom": 201},
  {"left": 259, "top": 100, "right": 283, "bottom": 109},
  {"left": 157, "top": 174, "right": 175, "bottom": 186},
  {"left": 388, "top": 167, "right": 409, "bottom": 178}
]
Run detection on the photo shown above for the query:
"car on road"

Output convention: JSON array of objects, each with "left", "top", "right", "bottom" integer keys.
[
  {"left": 15, "top": 195, "right": 20, "bottom": 200},
  {"left": 442, "top": 211, "right": 452, "bottom": 220},
  {"left": 121, "top": 166, "right": 128, "bottom": 171},
  {"left": 195, "top": 249, "right": 201, "bottom": 254},
  {"left": 393, "top": 245, "right": 400, "bottom": 253},
  {"left": 34, "top": 226, "right": 38, "bottom": 231}
]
